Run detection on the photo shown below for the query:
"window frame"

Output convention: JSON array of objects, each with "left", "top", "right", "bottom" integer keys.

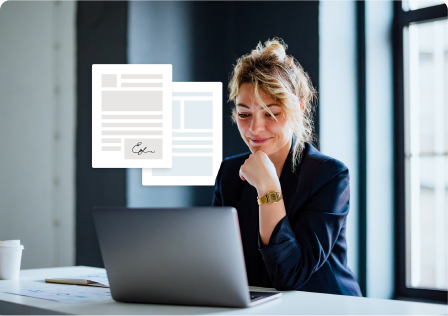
[{"left": 393, "top": 1, "right": 448, "bottom": 303}]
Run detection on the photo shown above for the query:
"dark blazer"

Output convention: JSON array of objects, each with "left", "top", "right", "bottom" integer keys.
[{"left": 212, "top": 142, "right": 362, "bottom": 296}]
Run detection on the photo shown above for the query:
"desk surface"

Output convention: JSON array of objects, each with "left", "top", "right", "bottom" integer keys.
[{"left": 0, "top": 266, "right": 446, "bottom": 315}]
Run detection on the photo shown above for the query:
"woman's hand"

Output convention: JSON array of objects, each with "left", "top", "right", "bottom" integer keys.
[{"left": 239, "top": 150, "right": 281, "bottom": 195}]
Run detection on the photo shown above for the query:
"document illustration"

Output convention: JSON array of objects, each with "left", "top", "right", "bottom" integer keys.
[
  {"left": 3, "top": 286, "right": 112, "bottom": 304},
  {"left": 142, "top": 82, "right": 222, "bottom": 185},
  {"left": 92, "top": 64, "right": 172, "bottom": 168}
]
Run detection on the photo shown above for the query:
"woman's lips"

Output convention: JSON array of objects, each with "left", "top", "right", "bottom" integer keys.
[{"left": 248, "top": 137, "right": 271, "bottom": 144}]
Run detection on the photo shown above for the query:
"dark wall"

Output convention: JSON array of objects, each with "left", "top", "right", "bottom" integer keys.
[
  {"left": 189, "top": 1, "right": 320, "bottom": 206},
  {"left": 76, "top": 1, "right": 128, "bottom": 267}
]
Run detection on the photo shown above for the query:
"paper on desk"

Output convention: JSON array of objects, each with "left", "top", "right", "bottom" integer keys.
[{"left": 3, "top": 285, "right": 112, "bottom": 304}]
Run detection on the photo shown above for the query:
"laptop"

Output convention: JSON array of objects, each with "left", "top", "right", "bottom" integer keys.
[{"left": 93, "top": 207, "right": 281, "bottom": 308}]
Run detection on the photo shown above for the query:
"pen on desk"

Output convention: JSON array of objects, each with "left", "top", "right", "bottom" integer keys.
[{"left": 45, "top": 278, "right": 101, "bottom": 286}]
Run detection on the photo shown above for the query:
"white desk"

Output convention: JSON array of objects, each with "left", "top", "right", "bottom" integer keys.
[{"left": 0, "top": 266, "right": 446, "bottom": 315}]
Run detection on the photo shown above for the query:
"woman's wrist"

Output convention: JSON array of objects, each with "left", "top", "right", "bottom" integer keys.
[{"left": 256, "top": 179, "right": 281, "bottom": 197}]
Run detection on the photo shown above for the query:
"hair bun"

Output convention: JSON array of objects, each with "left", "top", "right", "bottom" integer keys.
[
  {"left": 251, "top": 38, "right": 288, "bottom": 63},
  {"left": 263, "top": 38, "right": 287, "bottom": 62}
]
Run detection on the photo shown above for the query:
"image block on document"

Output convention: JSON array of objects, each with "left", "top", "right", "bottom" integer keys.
[
  {"left": 92, "top": 64, "right": 172, "bottom": 168},
  {"left": 142, "top": 82, "right": 222, "bottom": 185}
]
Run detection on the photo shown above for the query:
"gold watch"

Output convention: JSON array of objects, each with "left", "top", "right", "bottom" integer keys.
[{"left": 257, "top": 191, "right": 283, "bottom": 205}]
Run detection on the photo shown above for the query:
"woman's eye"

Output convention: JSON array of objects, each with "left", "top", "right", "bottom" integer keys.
[
  {"left": 238, "top": 113, "right": 250, "bottom": 118},
  {"left": 267, "top": 113, "right": 280, "bottom": 117}
]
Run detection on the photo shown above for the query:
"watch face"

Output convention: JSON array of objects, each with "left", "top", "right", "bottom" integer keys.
[{"left": 267, "top": 192, "right": 278, "bottom": 203}]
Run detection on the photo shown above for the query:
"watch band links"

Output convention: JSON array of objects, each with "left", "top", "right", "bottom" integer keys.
[{"left": 257, "top": 191, "right": 283, "bottom": 205}]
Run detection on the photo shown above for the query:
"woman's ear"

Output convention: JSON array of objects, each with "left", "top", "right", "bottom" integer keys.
[{"left": 300, "top": 100, "right": 305, "bottom": 111}]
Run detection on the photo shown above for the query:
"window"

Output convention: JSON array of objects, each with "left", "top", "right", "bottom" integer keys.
[{"left": 394, "top": 1, "right": 448, "bottom": 302}]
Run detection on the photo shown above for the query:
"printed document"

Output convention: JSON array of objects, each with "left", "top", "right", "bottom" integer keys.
[
  {"left": 3, "top": 286, "right": 112, "bottom": 304},
  {"left": 92, "top": 64, "right": 172, "bottom": 168}
]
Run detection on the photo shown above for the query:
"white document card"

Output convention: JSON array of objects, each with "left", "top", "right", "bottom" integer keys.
[
  {"left": 92, "top": 64, "right": 172, "bottom": 168},
  {"left": 142, "top": 82, "right": 222, "bottom": 186}
]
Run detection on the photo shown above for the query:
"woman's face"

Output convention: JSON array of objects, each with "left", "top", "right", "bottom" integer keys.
[{"left": 235, "top": 83, "right": 293, "bottom": 157}]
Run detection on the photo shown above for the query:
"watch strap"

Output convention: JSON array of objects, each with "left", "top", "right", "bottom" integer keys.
[{"left": 257, "top": 191, "right": 283, "bottom": 205}]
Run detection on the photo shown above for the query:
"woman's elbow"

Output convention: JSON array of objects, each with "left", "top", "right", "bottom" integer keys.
[
  {"left": 270, "top": 270, "right": 307, "bottom": 291},
  {"left": 273, "top": 283, "right": 297, "bottom": 291}
]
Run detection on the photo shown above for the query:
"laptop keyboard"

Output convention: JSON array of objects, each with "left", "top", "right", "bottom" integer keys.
[
  {"left": 250, "top": 295, "right": 263, "bottom": 301},
  {"left": 249, "top": 291, "right": 280, "bottom": 302}
]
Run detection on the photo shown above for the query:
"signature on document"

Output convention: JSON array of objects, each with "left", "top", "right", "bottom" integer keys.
[{"left": 132, "top": 142, "right": 155, "bottom": 155}]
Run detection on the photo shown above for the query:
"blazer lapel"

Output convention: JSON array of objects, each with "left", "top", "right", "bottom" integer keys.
[
  {"left": 279, "top": 146, "right": 299, "bottom": 216},
  {"left": 287, "top": 143, "right": 316, "bottom": 225}
]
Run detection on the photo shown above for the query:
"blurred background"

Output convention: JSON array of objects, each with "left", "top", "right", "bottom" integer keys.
[{"left": 0, "top": 0, "right": 446, "bottom": 303}]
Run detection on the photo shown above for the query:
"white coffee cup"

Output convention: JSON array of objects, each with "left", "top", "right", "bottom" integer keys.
[{"left": 0, "top": 240, "right": 24, "bottom": 280}]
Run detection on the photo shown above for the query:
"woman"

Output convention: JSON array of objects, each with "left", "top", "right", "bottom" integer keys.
[{"left": 212, "top": 38, "right": 362, "bottom": 296}]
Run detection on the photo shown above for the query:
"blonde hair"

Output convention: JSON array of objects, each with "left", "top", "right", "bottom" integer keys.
[{"left": 228, "top": 38, "right": 317, "bottom": 169}]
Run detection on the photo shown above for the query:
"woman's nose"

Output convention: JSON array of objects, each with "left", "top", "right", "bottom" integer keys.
[{"left": 249, "top": 115, "right": 264, "bottom": 134}]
